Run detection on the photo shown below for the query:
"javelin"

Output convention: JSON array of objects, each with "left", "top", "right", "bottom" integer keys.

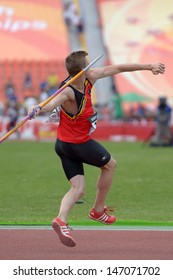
[{"left": 0, "top": 54, "right": 103, "bottom": 144}]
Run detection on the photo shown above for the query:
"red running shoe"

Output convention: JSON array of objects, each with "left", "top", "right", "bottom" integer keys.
[
  {"left": 89, "top": 206, "right": 116, "bottom": 224},
  {"left": 52, "top": 217, "right": 76, "bottom": 247}
]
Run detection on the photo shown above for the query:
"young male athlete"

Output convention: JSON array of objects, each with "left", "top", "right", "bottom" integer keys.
[{"left": 29, "top": 51, "right": 165, "bottom": 247}]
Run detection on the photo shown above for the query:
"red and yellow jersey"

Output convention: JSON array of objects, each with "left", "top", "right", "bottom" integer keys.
[{"left": 57, "top": 78, "right": 97, "bottom": 143}]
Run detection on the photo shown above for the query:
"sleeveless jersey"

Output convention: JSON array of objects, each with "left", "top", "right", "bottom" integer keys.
[{"left": 57, "top": 78, "right": 97, "bottom": 143}]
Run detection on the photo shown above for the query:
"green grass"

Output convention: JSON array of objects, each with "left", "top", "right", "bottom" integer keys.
[{"left": 0, "top": 141, "right": 173, "bottom": 226}]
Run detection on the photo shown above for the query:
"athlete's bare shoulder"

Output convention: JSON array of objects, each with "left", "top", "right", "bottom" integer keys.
[
  {"left": 86, "top": 68, "right": 104, "bottom": 84},
  {"left": 60, "top": 86, "right": 78, "bottom": 115},
  {"left": 59, "top": 86, "right": 75, "bottom": 101}
]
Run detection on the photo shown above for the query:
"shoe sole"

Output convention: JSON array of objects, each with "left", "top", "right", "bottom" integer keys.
[
  {"left": 52, "top": 221, "right": 76, "bottom": 247},
  {"left": 88, "top": 214, "right": 116, "bottom": 225}
]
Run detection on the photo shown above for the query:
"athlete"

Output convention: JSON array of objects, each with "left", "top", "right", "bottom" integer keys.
[{"left": 28, "top": 50, "right": 165, "bottom": 247}]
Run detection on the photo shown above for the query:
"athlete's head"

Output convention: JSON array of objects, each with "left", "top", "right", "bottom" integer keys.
[{"left": 65, "top": 50, "right": 88, "bottom": 77}]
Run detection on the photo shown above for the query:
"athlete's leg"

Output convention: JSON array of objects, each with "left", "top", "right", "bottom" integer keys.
[
  {"left": 93, "top": 156, "right": 117, "bottom": 212},
  {"left": 52, "top": 175, "right": 84, "bottom": 247},
  {"left": 58, "top": 174, "right": 85, "bottom": 224},
  {"left": 70, "top": 139, "right": 117, "bottom": 212},
  {"left": 53, "top": 140, "right": 86, "bottom": 246}
]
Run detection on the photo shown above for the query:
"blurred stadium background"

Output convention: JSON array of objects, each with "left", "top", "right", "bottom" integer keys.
[
  {"left": 0, "top": 0, "right": 173, "bottom": 142},
  {"left": 0, "top": 0, "right": 173, "bottom": 225}
]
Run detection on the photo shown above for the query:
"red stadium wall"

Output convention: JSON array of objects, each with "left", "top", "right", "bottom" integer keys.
[{"left": 1, "top": 117, "right": 170, "bottom": 143}]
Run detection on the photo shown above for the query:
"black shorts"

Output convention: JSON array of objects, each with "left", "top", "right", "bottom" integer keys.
[{"left": 55, "top": 138, "right": 111, "bottom": 180}]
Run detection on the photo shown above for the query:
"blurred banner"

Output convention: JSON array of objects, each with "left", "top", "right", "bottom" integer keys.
[
  {"left": 97, "top": 0, "right": 173, "bottom": 107},
  {"left": 1, "top": 116, "right": 170, "bottom": 142},
  {"left": 0, "top": 0, "right": 69, "bottom": 60}
]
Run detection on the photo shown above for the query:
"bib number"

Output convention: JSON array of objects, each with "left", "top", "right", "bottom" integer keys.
[{"left": 88, "top": 112, "right": 97, "bottom": 135}]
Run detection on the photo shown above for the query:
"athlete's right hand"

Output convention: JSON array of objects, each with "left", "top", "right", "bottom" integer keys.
[
  {"left": 28, "top": 105, "right": 41, "bottom": 119},
  {"left": 151, "top": 62, "right": 165, "bottom": 75}
]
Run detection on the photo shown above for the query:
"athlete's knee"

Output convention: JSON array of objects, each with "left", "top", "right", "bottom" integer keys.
[
  {"left": 109, "top": 158, "right": 117, "bottom": 172},
  {"left": 102, "top": 157, "right": 117, "bottom": 172},
  {"left": 70, "top": 175, "right": 85, "bottom": 198},
  {"left": 112, "top": 158, "right": 117, "bottom": 169}
]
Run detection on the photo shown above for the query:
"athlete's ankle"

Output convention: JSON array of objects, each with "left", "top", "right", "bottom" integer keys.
[
  {"left": 56, "top": 215, "right": 67, "bottom": 224},
  {"left": 93, "top": 205, "right": 104, "bottom": 213}
]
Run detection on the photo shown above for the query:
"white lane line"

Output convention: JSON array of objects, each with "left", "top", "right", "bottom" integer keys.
[{"left": 0, "top": 225, "right": 173, "bottom": 231}]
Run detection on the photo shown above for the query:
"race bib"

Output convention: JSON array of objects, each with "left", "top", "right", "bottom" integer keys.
[
  {"left": 88, "top": 112, "right": 97, "bottom": 135},
  {"left": 46, "top": 106, "right": 61, "bottom": 123}
]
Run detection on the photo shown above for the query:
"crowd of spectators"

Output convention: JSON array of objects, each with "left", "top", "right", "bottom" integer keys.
[
  {"left": 0, "top": 70, "right": 59, "bottom": 137},
  {"left": 1, "top": 68, "right": 172, "bottom": 147},
  {"left": 1, "top": 71, "right": 171, "bottom": 124},
  {"left": 63, "top": 1, "right": 84, "bottom": 37},
  {"left": 0, "top": 0, "right": 84, "bottom": 122}
]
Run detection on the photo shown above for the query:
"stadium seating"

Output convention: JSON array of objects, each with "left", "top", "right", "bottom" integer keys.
[
  {"left": 0, "top": 60, "right": 67, "bottom": 102},
  {"left": 0, "top": 0, "right": 69, "bottom": 103}
]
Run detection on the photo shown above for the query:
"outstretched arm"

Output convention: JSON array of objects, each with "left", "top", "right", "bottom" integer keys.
[{"left": 87, "top": 62, "right": 165, "bottom": 84}]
